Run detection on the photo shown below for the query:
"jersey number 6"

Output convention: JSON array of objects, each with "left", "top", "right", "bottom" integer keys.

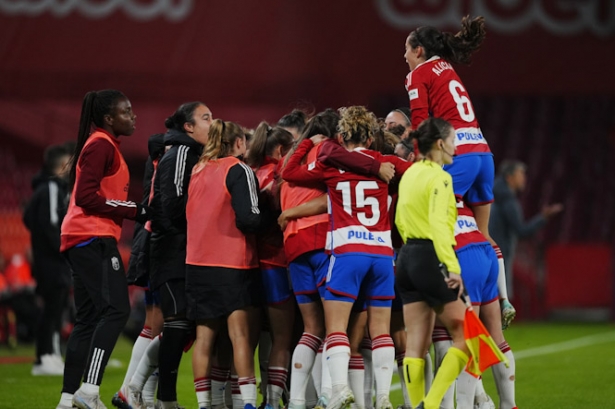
[
  {"left": 336, "top": 181, "right": 380, "bottom": 227},
  {"left": 449, "top": 80, "right": 475, "bottom": 122}
]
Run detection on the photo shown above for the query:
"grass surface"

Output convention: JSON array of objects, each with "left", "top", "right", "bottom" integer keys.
[{"left": 1, "top": 322, "right": 615, "bottom": 408}]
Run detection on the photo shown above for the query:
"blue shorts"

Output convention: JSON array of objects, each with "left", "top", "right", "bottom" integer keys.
[
  {"left": 457, "top": 243, "right": 499, "bottom": 305},
  {"left": 325, "top": 254, "right": 395, "bottom": 307},
  {"left": 261, "top": 266, "right": 292, "bottom": 305},
  {"left": 288, "top": 250, "right": 329, "bottom": 304},
  {"left": 144, "top": 289, "right": 160, "bottom": 306},
  {"left": 443, "top": 154, "right": 494, "bottom": 205}
]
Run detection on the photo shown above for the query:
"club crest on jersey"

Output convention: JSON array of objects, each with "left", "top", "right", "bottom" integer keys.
[
  {"left": 111, "top": 256, "right": 120, "bottom": 271},
  {"left": 408, "top": 88, "right": 419, "bottom": 100}
]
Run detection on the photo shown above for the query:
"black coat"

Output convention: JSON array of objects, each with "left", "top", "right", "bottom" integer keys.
[
  {"left": 126, "top": 133, "right": 166, "bottom": 287},
  {"left": 149, "top": 129, "right": 203, "bottom": 289},
  {"left": 22, "top": 172, "right": 71, "bottom": 289},
  {"left": 489, "top": 176, "right": 546, "bottom": 265}
]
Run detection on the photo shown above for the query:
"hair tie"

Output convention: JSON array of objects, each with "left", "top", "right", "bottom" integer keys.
[{"left": 394, "top": 109, "right": 411, "bottom": 125}]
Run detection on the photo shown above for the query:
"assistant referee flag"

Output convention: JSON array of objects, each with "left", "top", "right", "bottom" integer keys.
[{"left": 464, "top": 307, "right": 509, "bottom": 375}]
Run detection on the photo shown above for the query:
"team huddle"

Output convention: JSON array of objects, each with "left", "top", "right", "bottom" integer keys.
[{"left": 54, "top": 16, "right": 518, "bottom": 409}]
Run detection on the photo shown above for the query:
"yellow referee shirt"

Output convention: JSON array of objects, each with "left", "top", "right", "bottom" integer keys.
[{"left": 395, "top": 159, "right": 461, "bottom": 274}]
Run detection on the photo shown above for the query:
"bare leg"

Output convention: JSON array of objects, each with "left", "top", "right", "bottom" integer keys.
[
  {"left": 193, "top": 320, "right": 221, "bottom": 408},
  {"left": 266, "top": 299, "right": 296, "bottom": 408}
]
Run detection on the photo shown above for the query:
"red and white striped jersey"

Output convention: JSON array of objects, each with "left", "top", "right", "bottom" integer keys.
[
  {"left": 405, "top": 56, "right": 490, "bottom": 156},
  {"left": 454, "top": 200, "right": 488, "bottom": 251},
  {"left": 284, "top": 144, "right": 409, "bottom": 258}
]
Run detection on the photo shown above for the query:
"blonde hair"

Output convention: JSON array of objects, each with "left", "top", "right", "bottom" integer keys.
[
  {"left": 200, "top": 119, "right": 245, "bottom": 163},
  {"left": 337, "top": 106, "right": 379, "bottom": 147}
]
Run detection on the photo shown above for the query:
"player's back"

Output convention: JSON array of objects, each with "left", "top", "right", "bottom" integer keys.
[
  {"left": 407, "top": 57, "right": 489, "bottom": 155},
  {"left": 323, "top": 149, "right": 393, "bottom": 257},
  {"left": 454, "top": 200, "right": 489, "bottom": 251}
]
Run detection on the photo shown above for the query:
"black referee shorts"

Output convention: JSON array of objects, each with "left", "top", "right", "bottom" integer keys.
[{"left": 395, "top": 239, "right": 458, "bottom": 308}]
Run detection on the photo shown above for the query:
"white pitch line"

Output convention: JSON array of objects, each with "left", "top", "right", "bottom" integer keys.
[
  {"left": 513, "top": 330, "right": 615, "bottom": 360},
  {"left": 389, "top": 330, "right": 615, "bottom": 391}
]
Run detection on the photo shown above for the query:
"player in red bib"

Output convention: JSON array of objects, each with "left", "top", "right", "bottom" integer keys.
[
  {"left": 283, "top": 106, "right": 411, "bottom": 409},
  {"left": 245, "top": 122, "right": 295, "bottom": 409},
  {"left": 57, "top": 90, "right": 148, "bottom": 409},
  {"left": 403, "top": 16, "right": 516, "bottom": 325},
  {"left": 186, "top": 120, "right": 262, "bottom": 409}
]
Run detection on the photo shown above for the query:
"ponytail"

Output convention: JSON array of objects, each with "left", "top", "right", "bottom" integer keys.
[
  {"left": 408, "top": 15, "right": 486, "bottom": 65},
  {"left": 69, "top": 91, "right": 97, "bottom": 188},
  {"left": 245, "top": 122, "right": 269, "bottom": 168},
  {"left": 68, "top": 89, "right": 127, "bottom": 188},
  {"left": 245, "top": 122, "right": 294, "bottom": 169},
  {"left": 200, "top": 119, "right": 245, "bottom": 163}
]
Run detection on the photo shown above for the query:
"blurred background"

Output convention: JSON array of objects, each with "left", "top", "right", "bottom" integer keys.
[{"left": 0, "top": 0, "right": 614, "bottom": 343}]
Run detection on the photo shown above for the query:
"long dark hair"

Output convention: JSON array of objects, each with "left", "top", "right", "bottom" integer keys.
[
  {"left": 69, "top": 89, "right": 126, "bottom": 187},
  {"left": 278, "top": 109, "right": 309, "bottom": 134},
  {"left": 281, "top": 109, "right": 340, "bottom": 170},
  {"left": 245, "top": 122, "right": 293, "bottom": 169},
  {"left": 408, "top": 16, "right": 486, "bottom": 65}
]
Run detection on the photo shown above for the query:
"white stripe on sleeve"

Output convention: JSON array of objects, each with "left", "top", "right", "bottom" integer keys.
[
  {"left": 238, "top": 162, "right": 260, "bottom": 214},
  {"left": 48, "top": 181, "right": 59, "bottom": 226},
  {"left": 174, "top": 146, "right": 189, "bottom": 197},
  {"left": 105, "top": 200, "right": 137, "bottom": 208}
]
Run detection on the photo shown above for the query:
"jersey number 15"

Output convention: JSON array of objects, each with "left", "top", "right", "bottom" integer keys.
[{"left": 336, "top": 181, "right": 380, "bottom": 227}]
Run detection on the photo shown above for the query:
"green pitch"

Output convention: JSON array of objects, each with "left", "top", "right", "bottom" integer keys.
[{"left": 1, "top": 322, "right": 614, "bottom": 408}]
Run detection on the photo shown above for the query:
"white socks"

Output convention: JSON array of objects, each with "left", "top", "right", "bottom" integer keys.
[
  {"left": 238, "top": 376, "right": 257, "bottom": 407},
  {"left": 456, "top": 370, "right": 479, "bottom": 409},
  {"left": 195, "top": 377, "right": 211, "bottom": 408},
  {"left": 493, "top": 245, "right": 510, "bottom": 300},
  {"left": 348, "top": 355, "right": 365, "bottom": 408},
  {"left": 325, "top": 333, "right": 351, "bottom": 394},
  {"left": 360, "top": 338, "right": 373, "bottom": 409},
  {"left": 290, "top": 333, "right": 322, "bottom": 406},
  {"left": 121, "top": 326, "right": 152, "bottom": 392},
  {"left": 371, "top": 335, "right": 395, "bottom": 401},
  {"left": 267, "top": 366, "right": 288, "bottom": 408},
  {"left": 492, "top": 343, "right": 516, "bottom": 409}
]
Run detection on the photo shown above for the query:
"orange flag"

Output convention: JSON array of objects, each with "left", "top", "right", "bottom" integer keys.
[
  {"left": 437, "top": 263, "right": 509, "bottom": 375},
  {"left": 464, "top": 307, "right": 509, "bottom": 375}
]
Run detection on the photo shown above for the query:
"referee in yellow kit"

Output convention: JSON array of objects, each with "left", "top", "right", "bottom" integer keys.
[{"left": 394, "top": 117, "right": 472, "bottom": 409}]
